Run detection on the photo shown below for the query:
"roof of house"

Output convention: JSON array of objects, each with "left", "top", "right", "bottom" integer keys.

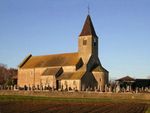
[
  {"left": 42, "top": 67, "right": 62, "bottom": 75},
  {"left": 57, "top": 72, "right": 85, "bottom": 80},
  {"left": 79, "top": 15, "right": 97, "bottom": 37},
  {"left": 92, "top": 65, "right": 108, "bottom": 73},
  {"left": 18, "top": 54, "right": 32, "bottom": 68},
  {"left": 116, "top": 76, "right": 135, "bottom": 82},
  {"left": 20, "top": 52, "right": 79, "bottom": 69},
  {"left": 135, "top": 79, "right": 150, "bottom": 81}
]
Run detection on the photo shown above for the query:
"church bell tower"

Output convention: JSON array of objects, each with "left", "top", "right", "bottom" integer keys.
[{"left": 78, "top": 15, "right": 98, "bottom": 64}]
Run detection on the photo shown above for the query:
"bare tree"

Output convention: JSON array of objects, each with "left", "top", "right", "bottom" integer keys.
[
  {"left": 0, "top": 64, "right": 8, "bottom": 84},
  {"left": 0, "top": 63, "right": 17, "bottom": 85}
]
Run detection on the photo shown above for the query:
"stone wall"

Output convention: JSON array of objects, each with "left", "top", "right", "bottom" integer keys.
[
  {"left": 62, "top": 66, "right": 76, "bottom": 72},
  {"left": 81, "top": 72, "right": 97, "bottom": 91},
  {"left": 18, "top": 68, "right": 46, "bottom": 87},
  {"left": 93, "top": 71, "right": 108, "bottom": 91},
  {"left": 41, "top": 75, "right": 56, "bottom": 88},
  {"left": 78, "top": 36, "right": 93, "bottom": 64}
]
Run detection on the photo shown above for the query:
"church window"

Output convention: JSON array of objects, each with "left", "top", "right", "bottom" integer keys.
[
  {"left": 83, "top": 39, "right": 87, "bottom": 45},
  {"left": 94, "top": 38, "right": 96, "bottom": 46},
  {"left": 99, "top": 78, "right": 101, "bottom": 82}
]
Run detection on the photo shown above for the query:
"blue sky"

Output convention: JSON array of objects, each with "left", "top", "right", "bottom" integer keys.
[{"left": 0, "top": 0, "right": 150, "bottom": 79}]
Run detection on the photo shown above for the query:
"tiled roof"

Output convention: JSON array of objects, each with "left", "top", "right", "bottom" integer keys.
[
  {"left": 79, "top": 15, "right": 97, "bottom": 37},
  {"left": 18, "top": 54, "right": 32, "bottom": 68},
  {"left": 92, "top": 65, "right": 108, "bottom": 73},
  {"left": 42, "top": 67, "right": 62, "bottom": 75},
  {"left": 116, "top": 76, "right": 135, "bottom": 82},
  {"left": 57, "top": 72, "right": 85, "bottom": 80},
  {"left": 20, "top": 52, "right": 79, "bottom": 68}
]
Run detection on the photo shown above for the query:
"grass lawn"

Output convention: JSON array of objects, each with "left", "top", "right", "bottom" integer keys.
[
  {"left": 146, "top": 107, "right": 150, "bottom": 113},
  {"left": 0, "top": 94, "right": 149, "bottom": 103},
  {"left": 0, "top": 95, "right": 113, "bottom": 102}
]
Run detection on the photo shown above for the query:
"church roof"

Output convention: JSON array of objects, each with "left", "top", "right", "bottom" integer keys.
[
  {"left": 57, "top": 72, "right": 85, "bottom": 80},
  {"left": 92, "top": 65, "right": 108, "bottom": 73},
  {"left": 79, "top": 15, "right": 97, "bottom": 37},
  {"left": 20, "top": 52, "right": 79, "bottom": 68},
  {"left": 116, "top": 76, "right": 135, "bottom": 82},
  {"left": 42, "top": 67, "right": 62, "bottom": 75}
]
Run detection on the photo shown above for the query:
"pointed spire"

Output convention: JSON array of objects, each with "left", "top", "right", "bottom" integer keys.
[{"left": 79, "top": 15, "right": 97, "bottom": 37}]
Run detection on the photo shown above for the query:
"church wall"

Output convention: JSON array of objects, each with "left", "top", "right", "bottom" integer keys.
[
  {"left": 60, "top": 80, "right": 81, "bottom": 91},
  {"left": 92, "top": 37, "right": 98, "bottom": 57},
  {"left": 18, "top": 68, "right": 46, "bottom": 88},
  {"left": 40, "top": 75, "right": 56, "bottom": 89},
  {"left": 92, "top": 72, "right": 109, "bottom": 91},
  {"left": 17, "top": 15, "right": 109, "bottom": 92},
  {"left": 87, "top": 55, "right": 100, "bottom": 71},
  {"left": 81, "top": 72, "right": 97, "bottom": 91},
  {"left": 78, "top": 36, "right": 92, "bottom": 64},
  {"left": 18, "top": 68, "right": 34, "bottom": 87},
  {"left": 78, "top": 35, "right": 98, "bottom": 64},
  {"left": 62, "top": 66, "right": 76, "bottom": 72},
  {"left": 34, "top": 68, "right": 46, "bottom": 87}
]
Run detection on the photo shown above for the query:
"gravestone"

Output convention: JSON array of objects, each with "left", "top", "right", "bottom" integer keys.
[{"left": 116, "top": 85, "right": 120, "bottom": 93}]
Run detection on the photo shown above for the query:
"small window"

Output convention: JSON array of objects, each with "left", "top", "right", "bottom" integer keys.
[
  {"left": 94, "top": 38, "right": 96, "bottom": 46},
  {"left": 83, "top": 39, "right": 87, "bottom": 45},
  {"left": 99, "top": 78, "right": 101, "bottom": 82}
]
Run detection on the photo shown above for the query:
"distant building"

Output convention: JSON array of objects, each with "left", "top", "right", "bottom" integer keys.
[
  {"left": 133, "top": 79, "right": 150, "bottom": 88},
  {"left": 116, "top": 76, "right": 135, "bottom": 91},
  {"left": 116, "top": 76, "right": 150, "bottom": 91},
  {"left": 17, "top": 15, "right": 109, "bottom": 91}
]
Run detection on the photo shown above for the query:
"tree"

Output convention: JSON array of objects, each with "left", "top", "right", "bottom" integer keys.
[
  {"left": 0, "top": 63, "right": 17, "bottom": 85},
  {"left": 0, "top": 63, "right": 8, "bottom": 84}
]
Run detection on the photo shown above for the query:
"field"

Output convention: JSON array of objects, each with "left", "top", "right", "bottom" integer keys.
[{"left": 0, "top": 95, "right": 149, "bottom": 113}]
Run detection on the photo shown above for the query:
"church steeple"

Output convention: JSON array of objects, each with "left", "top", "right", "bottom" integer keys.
[
  {"left": 79, "top": 15, "right": 97, "bottom": 37},
  {"left": 78, "top": 15, "right": 98, "bottom": 64}
]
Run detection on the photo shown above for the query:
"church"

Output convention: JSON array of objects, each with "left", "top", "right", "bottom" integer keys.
[{"left": 18, "top": 15, "right": 109, "bottom": 91}]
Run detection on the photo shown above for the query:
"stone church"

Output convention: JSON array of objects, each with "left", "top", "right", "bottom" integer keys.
[{"left": 18, "top": 15, "right": 109, "bottom": 91}]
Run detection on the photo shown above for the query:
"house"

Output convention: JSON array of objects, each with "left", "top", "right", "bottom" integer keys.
[
  {"left": 116, "top": 76, "right": 150, "bottom": 91},
  {"left": 18, "top": 15, "right": 109, "bottom": 91},
  {"left": 115, "top": 76, "right": 135, "bottom": 91}
]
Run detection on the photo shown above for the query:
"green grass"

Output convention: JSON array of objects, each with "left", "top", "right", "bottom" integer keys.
[
  {"left": 0, "top": 95, "right": 112, "bottom": 103},
  {"left": 0, "top": 95, "right": 149, "bottom": 104},
  {"left": 146, "top": 106, "right": 150, "bottom": 113}
]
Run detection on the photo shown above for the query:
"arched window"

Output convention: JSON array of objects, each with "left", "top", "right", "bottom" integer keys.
[
  {"left": 83, "top": 39, "right": 87, "bottom": 45},
  {"left": 94, "top": 38, "right": 96, "bottom": 46},
  {"left": 99, "top": 78, "right": 101, "bottom": 82}
]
